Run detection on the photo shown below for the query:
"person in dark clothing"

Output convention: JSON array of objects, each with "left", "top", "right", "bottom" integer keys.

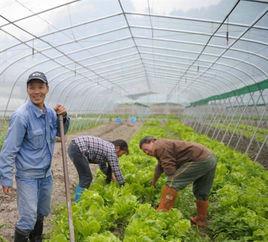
[
  {"left": 68, "top": 136, "right": 128, "bottom": 202},
  {"left": 139, "top": 136, "right": 217, "bottom": 228}
]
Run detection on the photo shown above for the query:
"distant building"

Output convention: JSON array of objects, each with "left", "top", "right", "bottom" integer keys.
[
  {"left": 150, "top": 103, "right": 183, "bottom": 115},
  {"left": 113, "top": 102, "right": 183, "bottom": 115}
]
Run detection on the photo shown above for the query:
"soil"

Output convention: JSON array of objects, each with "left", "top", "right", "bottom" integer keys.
[
  {"left": 191, "top": 123, "right": 268, "bottom": 169},
  {"left": 0, "top": 122, "right": 141, "bottom": 242}
]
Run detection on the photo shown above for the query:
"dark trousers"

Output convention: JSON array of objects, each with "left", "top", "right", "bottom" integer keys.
[
  {"left": 67, "top": 141, "right": 92, "bottom": 188},
  {"left": 167, "top": 155, "right": 217, "bottom": 200}
]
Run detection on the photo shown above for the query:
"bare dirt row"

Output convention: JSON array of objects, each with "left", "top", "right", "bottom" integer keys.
[{"left": 0, "top": 122, "right": 141, "bottom": 242}]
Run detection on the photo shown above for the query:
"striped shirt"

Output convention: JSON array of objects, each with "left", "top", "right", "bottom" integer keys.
[{"left": 72, "top": 136, "right": 125, "bottom": 185}]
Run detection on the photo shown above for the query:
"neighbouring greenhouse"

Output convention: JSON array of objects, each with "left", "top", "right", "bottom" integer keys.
[{"left": 0, "top": 0, "right": 267, "bottom": 242}]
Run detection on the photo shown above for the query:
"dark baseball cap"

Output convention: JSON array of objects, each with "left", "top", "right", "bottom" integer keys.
[{"left": 27, "top": 71, "right": 48, "bottom": 84}]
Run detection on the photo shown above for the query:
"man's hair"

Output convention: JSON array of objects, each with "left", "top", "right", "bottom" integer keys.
[
  {"left": 139, "top": 136, "right": 156, "bottom": 148},
  {"left": 111, "top": 139, "right": 129, "bottom": 154}
]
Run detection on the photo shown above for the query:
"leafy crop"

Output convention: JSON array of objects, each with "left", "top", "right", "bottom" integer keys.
[
  {"left": 48, "top": 119, "right": 268, "bottom": 241},
  {"left": 213, "top": 123, "right": 268, "bottom": 143}
]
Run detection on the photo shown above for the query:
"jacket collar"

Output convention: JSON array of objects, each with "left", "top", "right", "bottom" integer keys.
[{"left": 27, "top": 100, "right": 47, "bottom": 118}]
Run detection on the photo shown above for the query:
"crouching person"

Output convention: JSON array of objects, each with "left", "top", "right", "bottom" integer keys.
[
  {"left": 68, "top": 136, "right": 128, "bottom": 202},
  {"left": 139, "top": 136, "right": 217, "bottom": 228},
  {"left": 0, "top": 71, "right": 70, "bottom": 241}
]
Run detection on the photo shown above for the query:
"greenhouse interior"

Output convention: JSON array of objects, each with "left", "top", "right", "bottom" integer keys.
[{"left": 0, "top": 0, "right": 267, "bottom": 241}]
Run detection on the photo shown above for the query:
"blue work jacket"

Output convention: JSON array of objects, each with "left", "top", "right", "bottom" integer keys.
[{"left": 0, "top": 101, "right": 70, "bottom": 187}]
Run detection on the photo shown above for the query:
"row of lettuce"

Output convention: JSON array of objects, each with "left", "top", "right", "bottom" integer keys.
[
  {"left": 212, "top": 123, "right": 268, "bottom": 143},
  {"left": 0, "top": 117, "right": 98, "bottom": 149},
  {"left": 48, "top": 120, "right": 268, "bottom": 242}
]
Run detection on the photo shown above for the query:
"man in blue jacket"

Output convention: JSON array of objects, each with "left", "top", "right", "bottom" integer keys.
[{"left": 0, "top": 71, "right": 70, "bottom": 242}]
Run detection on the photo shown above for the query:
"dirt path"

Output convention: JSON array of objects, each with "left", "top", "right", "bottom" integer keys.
[{"left": 0, "top": 122, "right": 141, "bottom": 241}]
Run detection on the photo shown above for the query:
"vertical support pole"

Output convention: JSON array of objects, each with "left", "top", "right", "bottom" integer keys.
[
  {"left": 220, "top": 96, "right": 239, "bottom": 142},
  {"left": 227, "top": 95, "right": 250, "bottom": 146},
  {"left": 59, "top": 115, "right": 75, "bottom": 242},
  {"left": 254, "top": 135, "right": 268, "bottom": 162},
  {"left": 212, "top": 99, "right": 227, "bottom": 139},
  {"left": 245, "top": 108, "right": 266, "bottom": 154}
]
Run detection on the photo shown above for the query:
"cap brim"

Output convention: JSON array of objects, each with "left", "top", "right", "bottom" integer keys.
[{"left": 27, "top": 77, "right": 47, "bottom": 84}]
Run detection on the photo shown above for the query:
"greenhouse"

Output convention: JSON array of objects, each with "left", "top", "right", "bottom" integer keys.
[{"left": 0, "top": 0, "right": 267, "bottom": 241}]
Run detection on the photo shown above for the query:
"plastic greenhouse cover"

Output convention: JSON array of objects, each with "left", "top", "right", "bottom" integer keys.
[{"left": 0, "top": 0, "right": 267, "bottom": 115}]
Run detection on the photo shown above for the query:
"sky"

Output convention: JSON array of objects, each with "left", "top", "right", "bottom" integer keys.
[
  {"left": 131, "top": 0, "right": 222, "bottom": 14},
  {"left": 0, "top": 0, "right": 225, "bottom": 47},
  {"left": 0, "top": 0, "right": 223, "bottom": 25}
]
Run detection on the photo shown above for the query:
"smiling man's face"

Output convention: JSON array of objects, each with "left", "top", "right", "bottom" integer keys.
[{"left": 27, "top": 80, "right": 49, "bottom": 109}]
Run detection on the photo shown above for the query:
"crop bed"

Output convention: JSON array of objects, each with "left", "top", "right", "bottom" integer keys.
[{"left": 48, "top": 120, "right": 268, "bottom": 242}]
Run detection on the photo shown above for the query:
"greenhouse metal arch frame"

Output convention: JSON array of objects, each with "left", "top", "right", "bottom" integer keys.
[{"left": 0, "top": 0, "right": 267, "bottom": 161}]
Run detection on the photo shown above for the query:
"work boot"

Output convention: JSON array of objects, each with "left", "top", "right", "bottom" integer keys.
[
  {"left": 14, "top": 227, "right": 29, "bottom": 242},
  {"left": 156, "top": 185, "right": 177, "bottom": 212},
  {"left": 74, "top": 185, "right": 85, "bottom": 202},
  {"left": 29, "top": 215, "right": 44, "bottom": 242},
  {"left": 190, "top": 200, "right": 209, "bottom": 227}
]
